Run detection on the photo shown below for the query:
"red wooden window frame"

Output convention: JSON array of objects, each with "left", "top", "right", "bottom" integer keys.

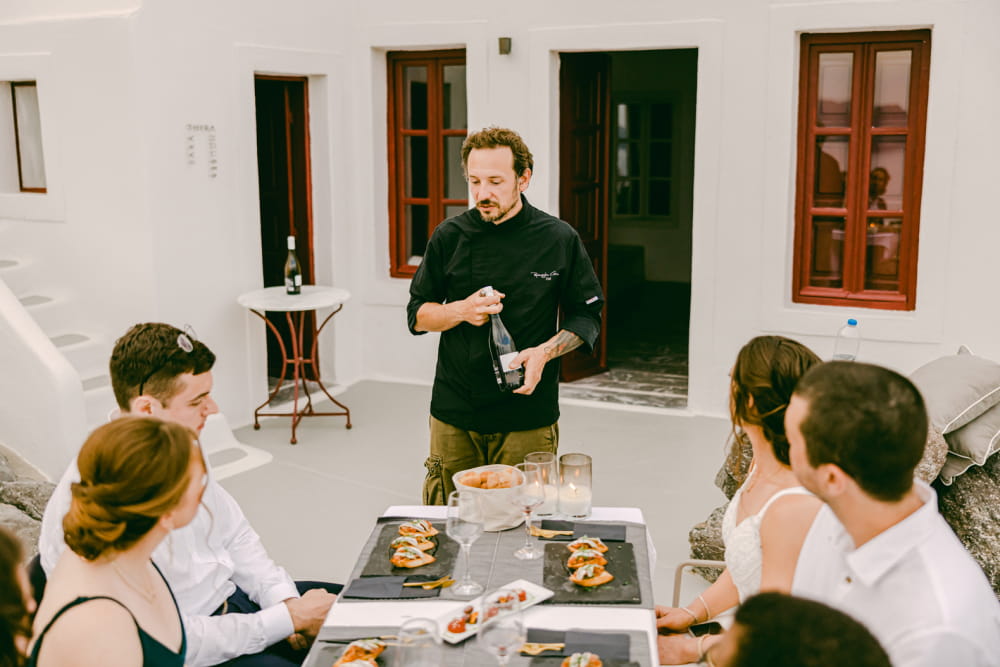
[
  {"left": 792, "top": 31, "right": 931, "bottom": 311},
  {"left": 387, "top": 49, "right": 467, "bottom": 278}
]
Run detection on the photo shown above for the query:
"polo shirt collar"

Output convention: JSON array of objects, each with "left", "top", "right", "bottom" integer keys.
[{"left": 844, "top": 480, "right": 939, "bottom": 587}]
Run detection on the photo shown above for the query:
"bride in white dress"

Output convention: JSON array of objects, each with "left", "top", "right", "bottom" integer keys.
[{"left": 656, "top": 336, "right": 824, "bottom": 664}]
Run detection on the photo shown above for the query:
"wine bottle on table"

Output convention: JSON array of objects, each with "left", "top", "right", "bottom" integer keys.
[
  {"left": 284, "top": 235, "right": 302, "bottom": 295},
  {"left": 482, "top": 285, "right": 524, "bottom": 392}
]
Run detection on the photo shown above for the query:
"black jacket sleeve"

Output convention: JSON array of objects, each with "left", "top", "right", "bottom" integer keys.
[{"left": 406, "top": 230, "right": 445, "bottom": 336}]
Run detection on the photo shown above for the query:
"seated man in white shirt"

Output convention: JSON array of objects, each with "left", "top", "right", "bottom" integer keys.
[
  {"left": 786, "top": 361, "right": 1000, "bottom": 667},
  {"left": 39, "top": 323, "right": 340, "bottom": 667}
]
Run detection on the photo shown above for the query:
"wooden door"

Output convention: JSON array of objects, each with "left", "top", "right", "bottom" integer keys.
[
  {"left": 254, "top": 76, "right": 316, "bottom": 378},
  {"left": 559, "top": 53, "right": 610, "bottom": 381}
]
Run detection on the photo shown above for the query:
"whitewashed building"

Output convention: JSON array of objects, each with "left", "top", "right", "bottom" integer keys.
[{"left": 1, "top": 0, "right": 997, "bottom": 478}]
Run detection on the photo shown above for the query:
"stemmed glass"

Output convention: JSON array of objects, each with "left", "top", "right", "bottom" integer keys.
[
  {"left": 476, "top": 589, "right": 526, "bottom": 666},
  {"left": 446, "top": 490, "right": 484, "bottom": 598},
  {"left": 510, "top": 462, "right": 545, "bottom": 560}
]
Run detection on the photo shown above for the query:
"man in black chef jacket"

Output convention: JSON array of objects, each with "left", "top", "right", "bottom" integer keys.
[{"left": 407, "top": 126, "right": 604, "bottom": 504}]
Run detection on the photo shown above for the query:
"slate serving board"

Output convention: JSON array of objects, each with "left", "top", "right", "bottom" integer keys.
[
  {"left": 541, "top": 542, "right": 642, "bottom": 605},
  {"left": 359, "top": 522, "right": 458, "bottom": 578}
]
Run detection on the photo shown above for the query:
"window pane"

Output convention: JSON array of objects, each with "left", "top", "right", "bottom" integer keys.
[
  {"left": 649, "top": 181, "right": 671, "bottom": 216},
  {"left": 650, "top": 103, "right": 673, "bottom": 139},
  {"left": 12, "top": 84, "right": 46, "bottom": 190},
  {"left": 405, "top": 136, "right": 428, "bottom": 197},
  {"left": 406, "top": 205, "right": 429, "bottom": 260},
  {"left": 816, "top": 52, "right": 853, "bottom": 128},
  {"left": 615, "top": 142, "right": 640, "bottom": 178},
  {"left": 614, "top": 180, "right": 639, "bottom": 215},
  {"left": 873, "top": 50, "right": 911, "bottom": 128},
  {"left": 865, "top": 216, "right": 902, "bottom": 291},
  {"left": 809, "top": 216, "right": 845, "bottom": 288},
  {"left": 869, "top": 136, "right": 905, "bottom": 211},
  {"left": 445, "top": 205, "right": 468, "bottom": 219},
  {"left": 441, "top": 65, "right": 467, "bottom": 129},
  {"left": 442, "top": 135, "right": 467, "bottom": 200},
  {"left": 650, "top": 141, "right": 672, "bottom": 178},
  {"left": 404, "top": 66, "right": 428, "bottom": 129},
  {"left": 814, "top": 136, "right": 848, "bottom": 207},
  {"left": 616, "top": 103, "right": 641, "bottom": 139}
]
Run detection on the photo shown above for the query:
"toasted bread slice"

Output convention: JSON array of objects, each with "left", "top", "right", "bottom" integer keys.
[
  {"left": 562, "top": 653, "right": 603, "bottom": 667},
  {"left": 566, "top": 548, "right": 608, "bottom": 569},
  {"left": 570, "top": 563, "right": 614, "bottom": 588},
  {"left": 567, "top": 536, "right": 608, "bottom": 553},
  {"left": 398, "top": 519, "right": 439, "bottom": 538},
  {"left": 390, "top": 535, "right": 435, "bottom": 552},
  {"left": 335, "top": 638, "right": 386, "bottom": 665},
  {"left": 390, "top": 546, "right": 436, "bottom": 568}
]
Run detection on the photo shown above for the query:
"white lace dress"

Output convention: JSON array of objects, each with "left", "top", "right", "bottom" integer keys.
[{"left": 721, "top": 468, "right": 814, "bottom": 602}]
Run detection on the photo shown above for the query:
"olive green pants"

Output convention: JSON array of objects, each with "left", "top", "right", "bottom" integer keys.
[{"left": 422, "top": 416, "right": 559, "bottom": 505}]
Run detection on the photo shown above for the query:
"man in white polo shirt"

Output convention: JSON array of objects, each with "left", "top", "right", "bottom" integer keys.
[{"left": 786, "top": 361, "right": 1000, "bottom": 667}]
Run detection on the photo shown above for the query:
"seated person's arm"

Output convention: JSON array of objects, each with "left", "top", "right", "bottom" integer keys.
[
  {"left": 656, "top": 568, "right": 741, "bottom": 632},
  {"left": 758, "top": 494, "right": 822, "bottom": 592}
]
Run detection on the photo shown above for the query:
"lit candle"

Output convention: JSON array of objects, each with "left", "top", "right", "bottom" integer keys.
[{"left": 558, "top": 483, "right": 592, "bottom": 518}]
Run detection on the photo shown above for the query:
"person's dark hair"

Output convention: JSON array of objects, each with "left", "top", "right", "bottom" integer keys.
[
  {"left": 728, "top": 592, "right": 890, "bottom": 667},
  {"left": 793, "top": 361, "right": 926, "bottom": 501},
  {"left": 730, "top": 336, "right": 821, "bottom": 465},
  {"left": 110, "top": 322, "right": 215, "bottom": 409},
  {"left": 63, "top": 417, "right": 199, "bottom": 561},
  {"left": 461, "top": 126, "right": 534, "bottom": 177},
  {"left": 0, "top": 528, "right": 30, "bottom": 667}
]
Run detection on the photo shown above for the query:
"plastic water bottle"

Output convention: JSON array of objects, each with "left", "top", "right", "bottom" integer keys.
[{"left": 832, "top": 318, "right": 860, "bottom": 361}]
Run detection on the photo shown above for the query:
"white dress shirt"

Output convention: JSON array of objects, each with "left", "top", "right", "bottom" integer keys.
[
  {"left": 40, "top": 459, "right": 299, "bottom": 666},
  {"left": 792, "top": 481, "right": 1000, "bottom": 667}
]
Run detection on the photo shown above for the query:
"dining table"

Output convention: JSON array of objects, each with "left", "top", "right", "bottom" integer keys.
[{"left": 304, "top": 505, "right": 661, "bottom": 667}]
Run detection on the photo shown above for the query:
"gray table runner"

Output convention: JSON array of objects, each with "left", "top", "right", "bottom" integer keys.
[
  {"left": 308, "top": 626, "right": 653, "bottom": 667},
  {"left": 341, "top": 516, "right": 654, "bottom": 608}
]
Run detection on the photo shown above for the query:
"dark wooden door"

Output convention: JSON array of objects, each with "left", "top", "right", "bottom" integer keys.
[
  {"left": 254, "top": 76, "right": 316, "bottom": 379},
  {"left": 559, "top": 53, "right": 610, "bottom": 381}
]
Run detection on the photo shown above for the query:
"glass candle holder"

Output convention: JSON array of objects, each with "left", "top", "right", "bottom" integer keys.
[
  {"left": 396, "top": 617, "right": 442, "bottom": 667},
  {"left": 524, "top": 451, "right": 558, "bottom": 516},
  {"left": 558, "top": 453, "right": 593, "bottom": 519}
]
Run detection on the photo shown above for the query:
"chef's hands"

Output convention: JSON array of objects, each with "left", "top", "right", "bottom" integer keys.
[{"left": 459, "top": 288, "right": 504, "bottom": 326}]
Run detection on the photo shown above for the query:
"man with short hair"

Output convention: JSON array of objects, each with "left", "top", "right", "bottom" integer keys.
[
  {"left": 407, "top": 126, "right": 604, "bottom": 504},
  {"left": 786, "top": 361, "right": 1000, "bottom": 667},
  {"left": 704, "top": 592, "right": 891, "bottom": 667},
  {"left": 40, "top": 323, "right": 339, "bottom": 666}
]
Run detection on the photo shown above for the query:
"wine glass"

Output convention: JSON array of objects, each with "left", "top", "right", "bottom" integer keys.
[
  {"left": 510, "top": 462, "right": 545, "bottom": 560},
  {"left": 395, "top": 617, "right": 441, "bottom": 667},
  {"left": 476, "top": 589, "right": 526, "bottom": 666},
  {"left": 446, "top": 490, "right": 484, "bottom": 598}
]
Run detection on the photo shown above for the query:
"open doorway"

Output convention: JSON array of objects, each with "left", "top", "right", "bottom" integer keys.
[
  {"left": 559, "top": 50, "right": 697, "bottom": 409},
  {"left": 254, "top": 75, "right": 316, "bottom": 389}
]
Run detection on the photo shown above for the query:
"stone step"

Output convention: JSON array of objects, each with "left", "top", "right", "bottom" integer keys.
[
  {"left": 19, "top": 292, "right": 72, "bottom": 333},
  {"left": 49, "top": 332, "right": 109, "bottom": 377},
  {"left": 0, "top": 257, "right": 31, "bottom": 293}
]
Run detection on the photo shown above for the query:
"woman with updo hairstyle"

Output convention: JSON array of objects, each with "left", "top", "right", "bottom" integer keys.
[
  {"left": 0, "top": 527, "right": 34, "bottom": 667},
  {"left": 656, "top": 336, "right": 825, "bottom": 664},
  {"left": 27, "top": 417, "right": 206, "bottom": 667}
]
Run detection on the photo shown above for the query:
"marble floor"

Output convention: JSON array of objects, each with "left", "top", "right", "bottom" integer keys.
[{"left": 561, "top": 281, "right": 690, "bottom": 409}]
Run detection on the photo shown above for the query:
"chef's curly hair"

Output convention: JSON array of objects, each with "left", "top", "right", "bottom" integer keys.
[
  {"left": 461, "top": 126, "right": 534, "bottom": 177},
  {"left": 64, "top": 417, "right": 200, "bottom": 560},
  {"left": 730, "top": 336, "right": 821, "bottom": 465}
]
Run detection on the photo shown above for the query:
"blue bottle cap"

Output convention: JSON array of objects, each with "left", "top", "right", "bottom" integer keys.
[{"left": 847, "top": 318, "right": 858, "bottom": 326}]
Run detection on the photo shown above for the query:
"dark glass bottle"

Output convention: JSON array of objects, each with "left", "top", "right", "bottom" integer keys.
[
  {"left": 284, "top": 235, "right": 302, "bottom": 295},
  {"left": 482, "top": 286, "right": 524, "bottom": 391}
]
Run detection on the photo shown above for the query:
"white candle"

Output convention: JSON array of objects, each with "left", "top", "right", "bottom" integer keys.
[
  {"left": 536, "top": 485, "right": 558, "bottom": 515},
  {"left": 558, "top": 483, "right": 592, "bottom": 518}
]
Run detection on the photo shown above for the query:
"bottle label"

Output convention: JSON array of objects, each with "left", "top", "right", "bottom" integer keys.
[
  {"left": 294, "top": 275, "right": 302, "bottom": 286},
  {"left": 499, "top": 352, "right": 518, "bottom": 370}
]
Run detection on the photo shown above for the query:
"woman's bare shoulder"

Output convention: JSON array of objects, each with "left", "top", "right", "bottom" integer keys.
[{"left": 33, "top": 598, "right": 143, "bottom": 667}]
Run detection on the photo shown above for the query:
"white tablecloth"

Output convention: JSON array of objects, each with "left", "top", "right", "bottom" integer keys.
[{"left": 323, "top": 505, "right": 659, "bottom": 663}]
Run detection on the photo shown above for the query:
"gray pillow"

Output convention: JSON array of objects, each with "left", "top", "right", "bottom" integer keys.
[
  {"left": 940, "top": 452, "right": 977, "bottom": 486},
  {"left": 910, "top": 353, "right": 1000, "bottom": 434},
  {"left": 942, "top": 399, "right": 1000, "bottom": 467}
]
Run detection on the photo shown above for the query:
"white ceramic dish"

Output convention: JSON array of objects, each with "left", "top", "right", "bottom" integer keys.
[{"left": 437, "top": 579, "right": 554, "bottom": 644}]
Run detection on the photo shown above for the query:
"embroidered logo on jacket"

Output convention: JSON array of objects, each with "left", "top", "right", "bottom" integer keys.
[{"left": 531, "top": 271, "right": 560, "bottom": 281}]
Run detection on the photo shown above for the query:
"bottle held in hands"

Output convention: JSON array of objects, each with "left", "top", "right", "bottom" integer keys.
[
  {"left": 284, "top": 235, "right": 302, "bottom": 295},
  {"left": 481, "top": 285, "right": 524, "bottom": 391}
]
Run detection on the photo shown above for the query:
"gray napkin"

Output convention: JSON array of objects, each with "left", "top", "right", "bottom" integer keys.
[
  {"left": 523, "top": 629, "right": 631, "bottom": 660},
  {"left": 342, "top": 575, "right": 441, "bottom": 599},
  {"left": 539, "top": 520, "right": 628, "bottom": 542}
]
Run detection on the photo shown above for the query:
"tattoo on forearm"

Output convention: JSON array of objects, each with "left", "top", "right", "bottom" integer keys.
[{"left": 543, "top": 331, "right": 583, "bottom": 360}]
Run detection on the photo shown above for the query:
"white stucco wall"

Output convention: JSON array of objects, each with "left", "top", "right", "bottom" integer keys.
[{"left": 1, "top": 0, "right": 997, "bottom": 444}]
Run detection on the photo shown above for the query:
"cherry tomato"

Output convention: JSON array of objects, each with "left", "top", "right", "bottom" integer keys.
[{"left": 448, "top": 618, "right": 466, "bottom": 634}]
